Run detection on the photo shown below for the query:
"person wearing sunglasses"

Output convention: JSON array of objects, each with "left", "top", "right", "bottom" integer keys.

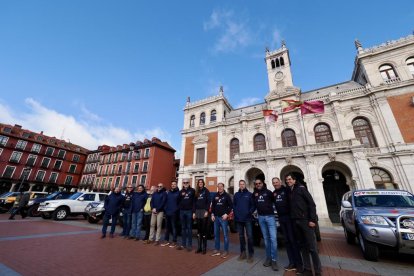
[
  {"left": 177, "top": 179, "right": 195, "bottom": 251},
  {"left": 148, "top": 183, "right": 167, "bottom": 245},
  {"left": 253, "top": 178, "right": 279, "bottom": 271}
]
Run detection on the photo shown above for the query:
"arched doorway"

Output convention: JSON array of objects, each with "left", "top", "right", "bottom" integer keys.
[
  {"left": 228, "top": 176, "right": 234, "bottom": 195},
  {"left": 245, "top": 168, "right": 265, "bottom": 191},
  {"left": 280, "top": 165, "right": 305, "bottom": 186},
  {"left": 322, "top": 162, "right": 351, "bottom": 223}
]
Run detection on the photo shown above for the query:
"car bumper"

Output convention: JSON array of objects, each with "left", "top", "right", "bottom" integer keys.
[
  {"left": 397, "top": 216, "right": 414, "bottom": 254},
  {"left": 38, "top": 206, "right": 57, "bottom": 212},
  {"left": 359, "top": 224, "right": 397, "bottom": 247}
]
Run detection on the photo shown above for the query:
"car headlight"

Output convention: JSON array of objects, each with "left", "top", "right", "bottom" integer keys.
[
  {"left": 360, "top": 215, "right": 388, "bottom": 226},
  {"left": 28, "top": 200, "right": 34, "bottom": 206}
]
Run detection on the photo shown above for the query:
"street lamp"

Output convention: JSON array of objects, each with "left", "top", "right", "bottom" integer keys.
[{"left": 17, "top": 167, "right": 31, "bottom": 192}]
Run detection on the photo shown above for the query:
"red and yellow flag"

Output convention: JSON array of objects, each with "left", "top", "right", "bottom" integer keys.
[
  {"left": 262, "top": 110, "right": 278, "bottom": 124},
  {"left": 280, "top": 99, "right": 303, "bottom": 112}
]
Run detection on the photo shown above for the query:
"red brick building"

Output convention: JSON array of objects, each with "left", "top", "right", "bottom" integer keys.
[
  {"left": 0, "top": 124, "right": 88, "bottom": 194},
  {"left": 91, "top": 137, "right": 176, "bottom": 191}
]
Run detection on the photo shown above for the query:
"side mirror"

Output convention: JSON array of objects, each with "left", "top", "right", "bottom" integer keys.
[
  {"left": 78, "top": 197, "right": 85, "bottom": 201},
  {"left": 341, "top": 200, "right": 352, "bottom": 208}
]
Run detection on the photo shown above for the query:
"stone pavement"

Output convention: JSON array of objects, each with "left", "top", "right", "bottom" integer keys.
[{"left": 0, "top": 214, "right": 413, "bottom": 276}]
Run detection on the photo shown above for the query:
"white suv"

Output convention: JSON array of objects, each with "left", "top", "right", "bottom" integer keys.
[{"left": 38, "top": 192, "right": 107, "bottom": 221}]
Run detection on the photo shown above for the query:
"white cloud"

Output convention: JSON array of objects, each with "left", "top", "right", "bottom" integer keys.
[
  {"left": 204, "top": 9, "right": 252, "bottom": 53},
  {"left": 0, "top": 98, "right": 173, "bottom": 150},
  {"left": 235, "top": 97, "right": 261, "bottom": 108},
  {"left": 271, "top": 28, "right": 282, "bottom": 49}
]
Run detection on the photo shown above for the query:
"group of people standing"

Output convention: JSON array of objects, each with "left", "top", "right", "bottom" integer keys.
[{"left": 101, "top": 173, "right": 322, "bottom": 276}]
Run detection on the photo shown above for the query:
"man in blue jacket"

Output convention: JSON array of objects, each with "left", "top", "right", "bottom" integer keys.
[
  {"left": 253, "top": 178, "right": 278, "bottom": 271},
  {"left": 121, "top": 185, "right": 134, "bottom": 238},
  {"left": 129, "top": 185, "right": 148, "bottom": 240},
  {"left": 101, "top": 187, "right": 125, "bottom": 239},
  {"left": 161, "top": 180, "right": 180, "bottom": 247},
  {"left": 149, "top": 183, "right": 167, "bottom": 245},
  {"left": 234, "top": 179, "right": 255, "bottom": 263},
  {"left": 177, "top": 179, "right": 195, "bottom": 251}
]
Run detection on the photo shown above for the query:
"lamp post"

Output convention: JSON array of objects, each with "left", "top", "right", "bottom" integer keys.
[{"left": 17, "top": 167, "right": 31, "bottom": 192}]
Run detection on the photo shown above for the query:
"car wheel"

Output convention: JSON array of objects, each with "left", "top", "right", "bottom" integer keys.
[
  {"left": 358, "top": 232, "right": 379, "bottom": 261},
  {"left": 87, "top": 216, "right": 100, "bottom": 224},
  {"left": 41, "top": 213, "right": 51, "bottom": 219},
  {"left": 53, "top": 207, "right": 69, "bottom": 221},
  {"left": 28, "top": 205, "right": 41, "bottom": 217}
]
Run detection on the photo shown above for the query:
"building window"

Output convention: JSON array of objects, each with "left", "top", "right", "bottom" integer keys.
[
  {"left": 22, "top": 132, "right": 30, "bottom": 138},
  {"left": 3, "top": 127, "right": 11, "bottom": 133},
  {"left": 15, "top": 140, "right": 27, "bottom": 150},
  {"left": 314, "top": 123, "right": 333, "bottom": 143},
  {"left": 73, "top": 154, "right": 80, "bottom": 162},
  {"left": 31, "top": 144, "right": 42, "bottom": 153},
  {"left": 352, "top": 117, "right": 377, "bottom": 148},
  {"left": 134, "top": 163, "right": 139, "bottom": 173},
  {"left": 41, "top": 157, "right": 51, "bottom": 168},
  {"left": 36, "top": 136, "right": 43, "bottom": 141},
  {"left": 142, "top": 162, "right": 148, "bottom": 172},
  {"left": 0, "top": 135, "right": 8, "bottom": 146},
  {"left": 406, "top": 57, "right": 414, "bottom": 76},
  {"left": 281, "top": 129, "right": 298, "bottom": 147},
  {"left": 253, "top": 133, "right": 266, "bottom": 151},
  {"left": 280, "top": 57, "right": 285, "bottom": 66},
  {"left": 26, "top": 155, "right": 37, "bottom": 166},
  {"left": 210, "top": 110, "right": 217, "bottom": 122},
  {"left": 108, "top": 178, "right": 113, "bottom": 187},
  {"left": 64, "top": 175, "right": 73, "bottom": 185},
  {"left": 54, "top": 160, "right": 63, "bottom": 170},
  {"left": 135, "top": 150, "right": 141, "bottom": 159},
  {"left": 49, "top": 172, "right": 58, "bottom": 184},
  {"left": 68, "top": 164, "right": 76, "bottom": 173},
  {"left": 196, "top": 148, "right": 205, "bottom": 164},
  {"left": 190, "top": 115, "right": 195, "bottom": 128},
  {"left": 112, "top": 165, "right": 116, "bottom": 174},
  {"left": 200, "top": 112, "right": 206, "bottom": 125},
  {"left": 57, "top": 149, "right": 66, "bottom": 159},
  {"left": 370, "top": 168, "right": 397, "bottom": 189},
  {"left": 115, "top": 177, "right": 121, "bottom": 186},
  {"left": 230, "top": 138, "right": 240, "bottom": 160},
  {"left": 123, "top": 176, "right": 129, "bottom": 187},
  {"left": 140, "top": 175, "right": 147, "bottom": 185},
  {"left": 271, "top": 60, "right": 275, "bottom": 69},
  {"left": 3, "top": 166, "right": 16, "bottom": 178},
  {"left": 0, "top": 148, "right": 3, "bottom": 156},
  {"left": 144, "top": 148, "right": 150, "bottom": 158},
  {"left": 118, "top": 165, "right": 123, "bottom": 174},
  {"left": 132, "top": 175, "right": 138, "bottom": 185},
  {"left": 379, "top": 64, "right": 398, "bottom": 81},
  {"left": 35, "top": 170, "right": 46, "bottom": 182},
  {"left": 45, "top": 147, "right": 54, "bottom": 156},
  {"left": 9, "top": 151, "right": 23, "bottom": 163}
]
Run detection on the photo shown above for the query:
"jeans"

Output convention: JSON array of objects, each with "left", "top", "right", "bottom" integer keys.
[
  {"left": 149, "top": 211, "right": 164, "bottom": 241},
  {"left": 258, "top": 215, "right": 277, "bottom": 261},
  {"left": 214, "top": 217, "right": 229, "bottom": 251},
  {"left": 180, "top": 210, "right": 192, "bottom": 247},
  {"left": 102, "top": 213, "right": 119, "bottom": 235},
  {"left": 121, "top": 212, "right": 132, "bottom": 236},
  {"left": 164, "top": 212, "right": 178, "bottom": 242},
  {"left": 236, "top": 221, "right": 254, "bottom": 255},
  {"left": 279, "top": 215, "right": 302, "bottom": 267},
  {"left": 129, "top": 211, "right": 144, "bottom": 239},
  {"left": 293, "top": 219, "right": 321, "bottom": 273}
]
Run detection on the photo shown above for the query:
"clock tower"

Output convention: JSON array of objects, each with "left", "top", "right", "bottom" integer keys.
[{"left": 264, "top": 41, "right": 299, "bottom": 103}]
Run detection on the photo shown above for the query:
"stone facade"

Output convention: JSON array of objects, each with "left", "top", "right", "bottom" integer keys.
[{"left": 179, "top": 34, "right": 414, "bottom": 226}]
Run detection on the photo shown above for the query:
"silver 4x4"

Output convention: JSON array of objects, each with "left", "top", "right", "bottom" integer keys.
[{"left": 340, "top": 189, "right": 414, "bottom": 261}]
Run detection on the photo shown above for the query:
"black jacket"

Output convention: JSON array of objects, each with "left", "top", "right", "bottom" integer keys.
[
  {"left": 289, "top": 184, "right": 318, "bottom": 223},
  {"left": 178, "top": 187, "right": 195, "bottom": 211},
  {"left": 194, "top": 187, "right": 210, "bottom": 212},
  {"left": 253, "top": 188, "right": 274, "bottom": 216},
  {"left": 273, "top": 186, "right": 290, "bottom": 217},
  {"left": 211, "top": 191, "right": 233, "bottom": 217}
]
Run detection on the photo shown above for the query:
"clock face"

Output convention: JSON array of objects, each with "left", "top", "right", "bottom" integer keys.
[{"left": 274, "top": 71, "right": 284, "bottom": 81}]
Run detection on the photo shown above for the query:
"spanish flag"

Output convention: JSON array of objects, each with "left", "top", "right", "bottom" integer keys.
[
  {"left": 263, "top": 110, "right": 278, "bottom": 124},
  {"left": 281, "top": 99, "right": 303, "bottom": 112},
  {"left": 300, "top": 100, "right": 324, "bottom": 115}
]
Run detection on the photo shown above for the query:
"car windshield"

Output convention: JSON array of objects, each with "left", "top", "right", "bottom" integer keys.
[
  {"left": 68, "top": 192, "right": 83, "bottom": 200},
  {"left": 354, "top": 191, "right": 414, "bottom": 208},
  {"left": 46, "top": 192, "right": 60, "bottom": 200},
  {"left": 0, "top": 192, "right": 13, "bottom": 198}
]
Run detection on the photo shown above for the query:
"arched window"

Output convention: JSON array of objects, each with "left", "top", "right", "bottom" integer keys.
[
  {"left": 230, "top": 138, "right": 240, "bottom": 160},
  {"left": 352, "top": 117, "right": 377, "bottom": 148},
  {"left": 314, "top": 123, "right": 333, "bottom": 143},
  {"left": 406, "top": 57, "right": 414, "bottom": 76},
  {"left": 210, "top": 110, "right": 217, "bottom": 123},
  {"left": 280, "top": 57, "right": 285, "bottom": 66},
  {"left": 281, "top": 129, "right": 297, "bottom": 147},
  {"left": 190, "top": 115, "right": 195, "bottom": 128},
  {"left": 271, "top": 60, "right": 275, "bottom": 69},
  {"left": 370, "top": 168, "right": 397, "bottom": 189},
  {"left": 379, "top": 64, "right": 398, "bottom": 81},
  {"left": 200, "top": 112, "right": 206, "bottom": 125},
  {"left": 253, "top": 133, "right": 266, "bottom": 151},
  {"left": 275, "top": 59, "right": 280, "bottom": 67}
]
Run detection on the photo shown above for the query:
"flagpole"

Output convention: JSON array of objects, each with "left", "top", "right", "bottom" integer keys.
[
  {"left": 279, "top": 103, "right": 288, "bottom": 147},
  {"left": 300, "top": 111, "right": 308, "bottom": 145}
]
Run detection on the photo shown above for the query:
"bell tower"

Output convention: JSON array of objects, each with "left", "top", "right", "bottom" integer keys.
[{"left": 264, "top": 41, "right": 299, "bottom": 103}]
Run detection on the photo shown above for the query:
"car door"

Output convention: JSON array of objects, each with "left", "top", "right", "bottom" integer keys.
[
  {"left": 343, "top": 193, "right": 356, "bottom": 233},
  {"left": 78, "top": 194, "right": 96, "bottom": 212}
]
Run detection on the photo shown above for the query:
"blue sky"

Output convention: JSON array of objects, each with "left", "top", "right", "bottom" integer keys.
[{"left": 1, "top": 1, "right": 413, "bottom": 155}]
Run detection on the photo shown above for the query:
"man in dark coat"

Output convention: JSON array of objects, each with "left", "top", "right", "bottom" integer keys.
[
  {"left": 9, "top": 192, "right": 30, "bottom": 220},
  {"left": 101, "top": 187, "right": 124, "bottom": 238}
]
